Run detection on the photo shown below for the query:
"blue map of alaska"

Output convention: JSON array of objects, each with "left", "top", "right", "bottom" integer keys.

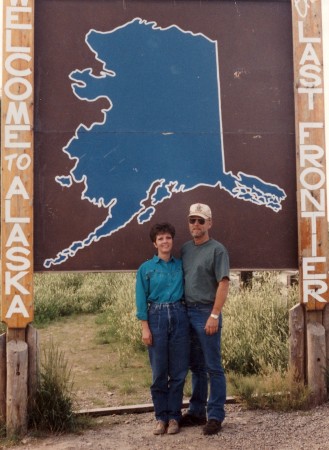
[{"left": 44, "top": 18, "right": 286, "bottom": 268}]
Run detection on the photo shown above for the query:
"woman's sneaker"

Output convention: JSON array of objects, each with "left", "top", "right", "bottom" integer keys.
[
  {"left": 153, "top": 420, "right": 167, "bottom": 435},
  {"left": 167, "top": 419, "right": 180, "bottom": 434}
]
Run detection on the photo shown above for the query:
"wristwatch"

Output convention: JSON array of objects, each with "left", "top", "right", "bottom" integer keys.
[{"left": 210, "top": 313, "right": 219, "bottom": 320}]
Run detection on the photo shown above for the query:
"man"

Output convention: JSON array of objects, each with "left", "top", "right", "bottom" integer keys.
[{"left": 181, "top": 203, "right": 230, "bottom": 435}]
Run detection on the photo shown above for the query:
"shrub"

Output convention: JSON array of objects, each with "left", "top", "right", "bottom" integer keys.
[
  {"left": 222, "top": 272, "right": 298, "bottom": 375},
  {"left": 29, "top": 340, "right": 77, "bottom": 432}
]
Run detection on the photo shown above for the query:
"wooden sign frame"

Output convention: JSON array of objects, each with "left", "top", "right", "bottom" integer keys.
[
  {"left": 1, "top": 0, "right": 34, "bottom": 328},
  {"left": 1, "top": 0, "right": 328, "bottom": 329},
  {"left": 291, "top": 0, "right": 329, "bottom": 310}
]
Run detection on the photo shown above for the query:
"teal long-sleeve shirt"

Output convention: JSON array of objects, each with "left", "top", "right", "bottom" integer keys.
[{"left": 135, "top": 255, "right": 184, "bottom": 320}]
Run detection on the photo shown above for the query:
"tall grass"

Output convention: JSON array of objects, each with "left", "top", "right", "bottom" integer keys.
[
  {"left": 33, "top": 271, "right": 305, "bottom": 410},
  {"left": 29, "top": 340, "right": 77, "bottom": 432},
  {"left": 34, "top": 273, "right": 117, "bottom": 325},
  {"left": 222, "top": 272, "right": 298, "bottom": 375},
  {"left": 94, "top": 272, "right": 143, "bottom": 367},
  {"left": 35, "top": 271, "right": 298, "bottom": 375},
  {"left": 97, "top": 271, "right": 298, "bottom": 374}
]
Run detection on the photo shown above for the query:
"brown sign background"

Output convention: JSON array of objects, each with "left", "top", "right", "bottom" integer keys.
[{"left": 34, "top": 0, "right": 297, "bottom": 271}]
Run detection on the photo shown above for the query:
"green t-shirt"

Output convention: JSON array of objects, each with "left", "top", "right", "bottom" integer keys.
[{"left": 181, "top": 238, "right": 230, "bottom": 305}]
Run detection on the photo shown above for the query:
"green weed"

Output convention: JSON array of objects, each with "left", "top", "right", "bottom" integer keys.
[
  {"left": 222, "top": 272, "right": 298, "bottom": 375},
  {"left": 34, "top": 273, "right": 117, "bottom": 325},
  {"left": 228, "top": 367, "right": 310, "bottom": 411},
  {"left": 29, "top": 340, "right": 78, "bottom": 432}
]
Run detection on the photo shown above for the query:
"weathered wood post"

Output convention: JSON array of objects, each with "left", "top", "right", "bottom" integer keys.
[
  {"left": 0, "top": 334, "right": 6, "bottom": 421},
  {"left": 291, "top": 0, "right": 329, "bottom": 402},
  {"left": 289, "top": 304, "right": 305, "bottom": 382},
  {"left": 1, "top": 0, "right": 37, "bottom": 435},
  {"left": 307, "top": 321, "right": 327, "bottom": 405},
  {"left": 6, "top": 340, "right": 28, "bottom": 435}
]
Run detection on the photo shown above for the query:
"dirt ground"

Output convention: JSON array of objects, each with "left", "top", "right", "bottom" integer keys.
[
  {"left": 6, "top": 315, "right": 329, "bottom": 449},
  {"left": 11, "top": 402, "right": 329, "bottom": 450}
]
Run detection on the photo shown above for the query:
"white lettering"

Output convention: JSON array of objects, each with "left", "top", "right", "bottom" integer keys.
[
  {"left": 6, "top": 175, "right": 29, "bottom": 199},
  {"left": 6, "top": 7, "right": 32, "bottom": 29},
  {"left": 301, "top": 188, "right": 325, "bottom": 212},
  {"left": 299, "top": 64, "right": 321, "bottom": 87},
  {"left": 298, "top": 20, "right": 321, "bottom": 43},
  {"left": 5, "top": 199, "right": 30, "bottom": 223},
  {"left": 5, "top": 124, "right": 31, "bottom": 148},
  {"left": 6, "top": 247, "right": 30, "bottom": 271},
  {"left": 5, "top": 154, "right": 32, "bottom": 171},
  {"left": 300, "top": 167, "right": 325, "bottom": 190},
  {"left": 5, "top": 295, "right": 29, "bottom": 318},
  {"left": 4, "top": 77, "right": 32, "bottom": 101},
  {"left": 297, "top": 88, "right": 323, "bottom": 110},
  {"left": 6, "top": 102, "right": 30, "bottom": 124},
  {"left": 300, "top": 144, "right": 324, "bottom": 167},
  {"left": 303, "top": 280, "right": 327, "bottom": 303},
  {"left": 5, "top": 53, "right": 32, "bottom": 77},
  {"left": 5, "top": 271, "right": 29, "bottom": 295},
  {"left": 299, "top": 43, "right": 321, "bottom": 65},
  {"left": 5, "top": 29, "right": 30, "bottom": 53},
  {"left": 6, "top": 223, "right": 29, "bottom": 247},
  {"left": 299, "top": 122, "right": 323, "bottom": 144}
]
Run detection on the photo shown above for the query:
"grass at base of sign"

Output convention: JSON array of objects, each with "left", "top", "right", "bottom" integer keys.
[
  {"left": 34, "top": 271, "right": 298, "bottom": 375},
  {"left": 96, "top": 271, "right": 298, "bottom": 375},
  {"left": 228, "top": 368, "right": 310, "bottom": 411},
  {"left": 33, "top": 271, "right": 309, "bottom": 412},
  {"left": 34, "top": 272, "right": 123, "bottom": 325}
]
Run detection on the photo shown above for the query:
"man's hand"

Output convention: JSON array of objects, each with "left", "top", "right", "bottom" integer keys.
[{"left": 204, "top": 316, "right": 219, "bottom": 335}]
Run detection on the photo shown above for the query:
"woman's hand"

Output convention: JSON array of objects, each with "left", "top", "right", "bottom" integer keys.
[{"left": 141, "top": 320, "right": 152, "bottom": 346}]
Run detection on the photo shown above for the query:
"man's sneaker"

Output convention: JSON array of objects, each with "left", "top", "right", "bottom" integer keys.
[
  {"left": 202, "top": 419, "right": 222, "bottom": 435},
  {"left": 153, "top": 420, "right": 167, "bottom": 435},
  {"left": 167, "top": 419, "right": 180, "bottom": 434},
  {"left": 180, "top": 412, "right": 207, "bottom": 427}
]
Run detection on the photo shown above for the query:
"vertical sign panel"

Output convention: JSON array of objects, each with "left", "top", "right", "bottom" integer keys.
[
  {"left": 1, "top": 0, "right": 34, "bottom": 327},
  {"left": 292, "top": 0, "right": 328, "bottom": 309}
]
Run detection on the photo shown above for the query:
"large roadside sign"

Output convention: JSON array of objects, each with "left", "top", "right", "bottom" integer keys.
[{"left": 1, "top": 0, "right": 328, "bottom": 327}]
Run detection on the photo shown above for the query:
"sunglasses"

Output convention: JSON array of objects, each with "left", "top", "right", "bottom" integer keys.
[{"left": 189, "top": 217, "right": 206, "bottom": 225}]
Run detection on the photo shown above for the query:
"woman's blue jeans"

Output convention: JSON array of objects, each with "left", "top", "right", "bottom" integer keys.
[
  {"left": 187, "top": 303, "right": 226, "bottom": 422},
  {"left": 147, "top": 301, "right": 190, "bottom": 422}
]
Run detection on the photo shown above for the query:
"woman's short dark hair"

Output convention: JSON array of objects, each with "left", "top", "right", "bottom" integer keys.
[{"left": 149, "top": 222, "right": 176, "bottom": 243}]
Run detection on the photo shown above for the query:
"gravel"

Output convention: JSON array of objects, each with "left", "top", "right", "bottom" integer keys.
[{"left": 12, "top": 402, "right": 329, "bottom": 449}]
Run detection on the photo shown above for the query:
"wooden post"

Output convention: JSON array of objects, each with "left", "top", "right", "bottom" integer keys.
[
  {"left": 323, "top": 304, "right": 329, "bottom": 372},
  {"left": 1, "top": 0, "right": 36, "bottom": 435},
  {"left": 289, "top": 304, "right": 305, "bottom": 382},
  {"left": 306, "top": 322, "right": 327, "bottom": 405},
  {"left": 240, "top": 271, "right": 253, "bottom": 289},
  {"left": 291, "top": 0, "right": 329, "bottom": 404},
  {"left": 6, "top": 340, "right": 28, "bottom": 436},
  {"left": 26, "top": 325, "right": 39, "bottom": 410},
  {"left": 0, "top": 334, "right": 6, "bottom": 422}
]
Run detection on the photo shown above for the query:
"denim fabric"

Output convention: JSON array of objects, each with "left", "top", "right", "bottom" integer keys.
[
  {"left": 187, "top": 304, "right": 226, "bottom": 422},
  {"left": 147, "top": 301, "right": 190, "bottom": 422}
]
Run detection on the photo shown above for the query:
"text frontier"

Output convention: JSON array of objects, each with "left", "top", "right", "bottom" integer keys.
[{"left": 298, "top": 19, "right": 328, "bottom": 305}]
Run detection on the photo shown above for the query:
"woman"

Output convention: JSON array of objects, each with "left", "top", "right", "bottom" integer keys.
[{"left": 136, "top": 222, "right": 189, "bottom": 435}]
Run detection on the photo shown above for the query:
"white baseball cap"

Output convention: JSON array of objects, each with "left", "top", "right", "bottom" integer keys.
[{"left": 188, "top": 203, "right": 212, "bottom": 220}]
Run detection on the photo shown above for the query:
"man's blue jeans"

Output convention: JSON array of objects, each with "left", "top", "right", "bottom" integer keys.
[
  {"left": 187, "top": 303, "right": 226, "bottom": 422},
  {"left": 148, "top": 301, "right": 190, "bottom": 422}
]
